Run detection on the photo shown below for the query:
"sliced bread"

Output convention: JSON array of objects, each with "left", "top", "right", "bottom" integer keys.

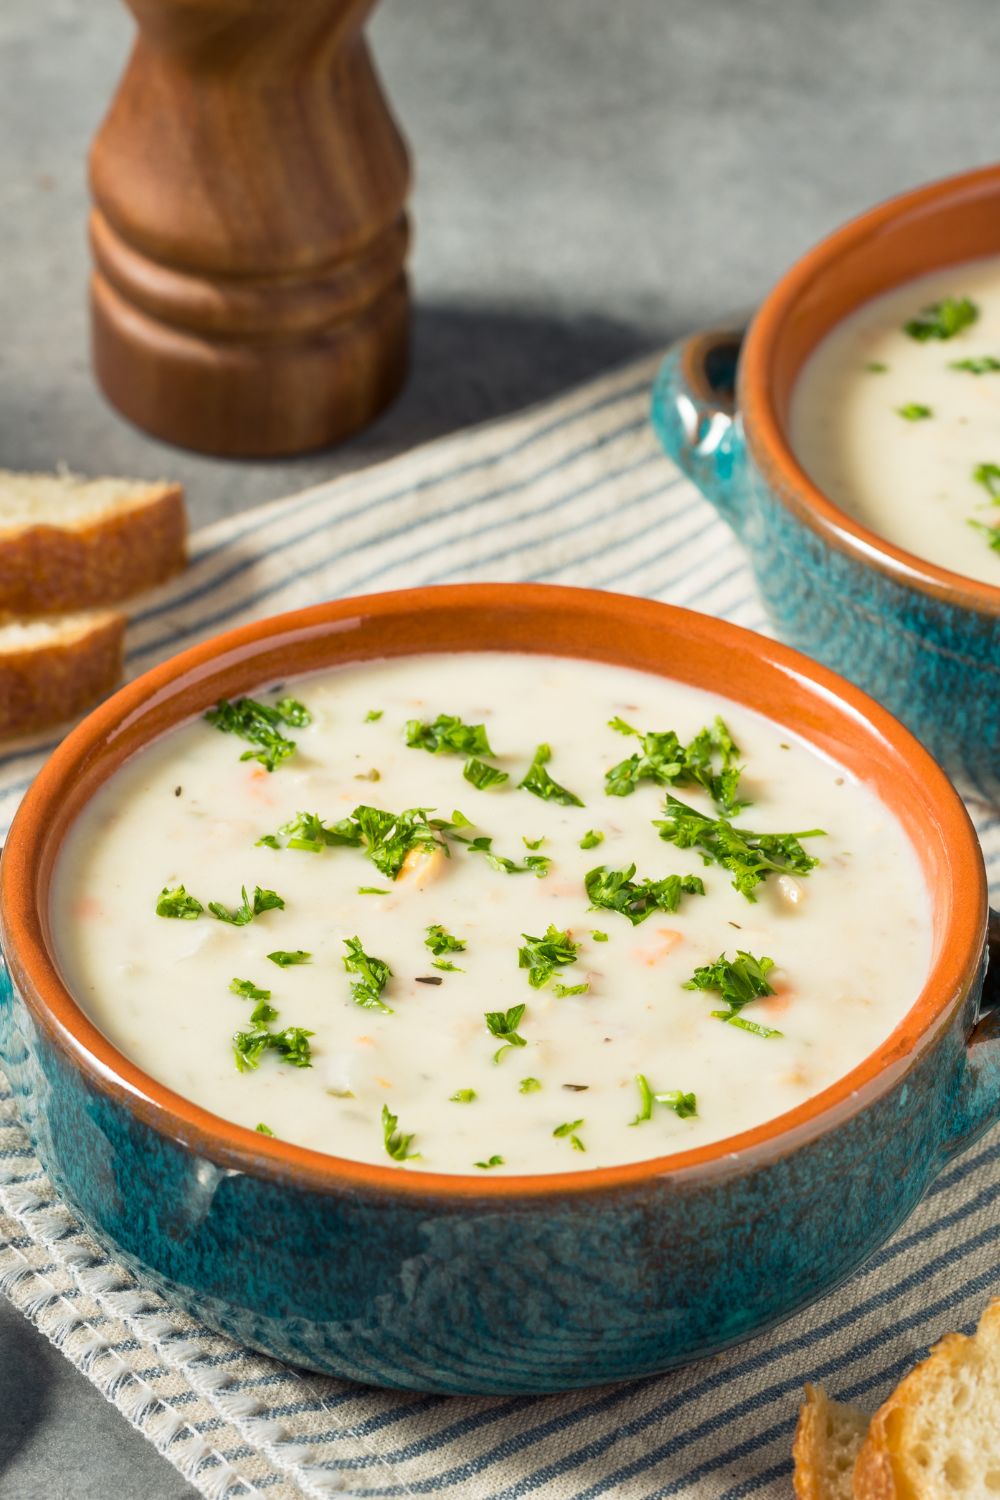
[
  {"left": 793, "top": 1384, "right": 870, "bottom": 1500},
  {"left": 0, "top": 611, "right": 125, "bottom": 737},
  {"left": 853, "top": 1299, "right": 1000, "bottom": 1498},
  {"left": 0, "top": 471, "right": 186, "bottom": 616}
]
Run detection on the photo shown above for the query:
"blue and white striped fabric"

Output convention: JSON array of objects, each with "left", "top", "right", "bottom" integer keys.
[{"left": 2, "top": 354, "right": 1000, "bottom": 1499}]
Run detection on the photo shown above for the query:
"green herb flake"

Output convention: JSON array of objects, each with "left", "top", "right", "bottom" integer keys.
[
  {"left": 552, "top": 981, "right": 590, "bottom": 998},
  {"left": 973, "top": 463, "right": 1000, "bottom": 501},
  {"left": 950, "top": 356, "right": 1000, "bottom": 374},
  {"left": 233, "top": 1023, "right": 313, "bottom": 1072},
  {"left": 896, "top": 403, "right": 933, "bottom": 422},
  {"left": 229, "top": 976, "right": 277, "bottom": 1024},
  {"left": 205, "top": 696, "right": 311, "bottom": 772},
  {"left": 432, "top": 960, "right": 464, "bottom": 972},
  {"left": 969, "top": 518, "right": 1000, "bottom": 552},
  {"left": 406, "top": 713, "right": 494, "bottom": 757},
  {"left": 519, "top": 1076, "right": 542, "bottom": 1093},
  {"left": 486, "top": 1003, "right": 528, "bottom": 1062},
  {"left": 463, "top": 757, "right": 510, "bottom": 791},
  {"left": 904, "top": 296, "right": 979, "bottom": 342},
  {"left": 553, "top": 1119, "right": 585, "bottom": 1151},
  {"left": 267, "top": 949, "right": 312, "bottom": 967},
  {"left": 156, "top": 885, "right": 203, "bottom": 920},
  {"left": 580, "top": 829, "right": 604, "bottom": 850},
  {"left": 864, "top": 360, "right": 888, "bottom": 373},
  {"left": 208, "top": 885, "right": 285, "bottom": 926},
  {"left": 343, "top": 936, "right": 393, "bottom": 1013},
  {"left": 464, "top": 835, "right": 551, "bottom": 877},
  {"left": 425, "top": 924, "right": 466, "bottom": 956},
  {"left": 518, "top": 925, "right": 581, "bottom": 989},
  {"left": 259, "top": 810, "right": 364, "bottom": 853},
  {"left": 585, "top": 863, "right": 705, "bottom": 925},
  {"left": 605, "top": 714, "right": 746, "bottom": 814},
  {"left": 450, "top": 1088, "right": 477, "bottom": 1103},
  {"left": 358, "top": 886, "right": 390, "bottom": 895},
  {"left": 475, "top": 1155, "right": 505, "bottom": 1169},
  {"left": 591, "top": 929, "right": 609, "bottom": 942},
  {"left": 518, "top": 742, "right": 584, "bottom": 807},
  {"left": 382, "top": 1103, "right": 419, "bottom": 1162},
  {"left": 255, "top": 1122, "right": 274, "bottom": 1136},
  {"left": 522, "top": 835, "right": 545, "bottom": 850},
  {"left": 684, "top": 950, "right": 782, "bottom": 1036},
  {"left": 655, "top": 794, "right": 824, "bottom": 901},
  {"left": 365, "top": 709, "right": 383, "bottom": 722},
  {"left": 354, "top": 804, "right": 448, "bottom": 880},
  {"left": 630, "top": 1073, "right": 697, "bottom": 1125}
]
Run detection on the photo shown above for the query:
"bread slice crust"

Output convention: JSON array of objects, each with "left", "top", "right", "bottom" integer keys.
[
  {"left": 853, "top": 1300, "right": 1000, "bottom": 1499},
  {"left": 793, "top": 1383, "right": 870, "bottom": 1500},
  {"left": 0, "top": 612, "right": 125, "bottom": 736},
  {"left": 0, "top": 479, "right": 186, "bottom": 615}
]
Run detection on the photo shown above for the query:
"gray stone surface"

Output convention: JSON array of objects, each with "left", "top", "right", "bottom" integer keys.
[{"left": 2, "top": 0, "right": 1000, "bottom": 1493}]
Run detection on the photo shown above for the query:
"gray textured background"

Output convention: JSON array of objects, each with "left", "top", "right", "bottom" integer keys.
[{"left": 3, "top": 0, "right": 1000, "bottom": 1494}]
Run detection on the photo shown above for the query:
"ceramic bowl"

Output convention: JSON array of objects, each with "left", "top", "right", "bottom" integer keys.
[
  {"left": 651, "top": 162, "right": 1000, "bottom": 784},
  {"left": 0, "top": 583, "right": 996, "bottom": 1395}
]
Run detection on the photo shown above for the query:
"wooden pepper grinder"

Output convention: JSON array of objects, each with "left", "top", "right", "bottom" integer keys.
[{"left": 89, "top": 0, "right": 411, "bottom": 457}]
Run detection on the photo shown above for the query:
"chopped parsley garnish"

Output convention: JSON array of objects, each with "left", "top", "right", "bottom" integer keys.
[
  {"left": 476, "top": 1155, "right": 505, "bottom": 1169},
  {"left": 365, "top": 709, "right": 383, "bottom": 722},
  {"left": 969, "top": 518, "right": 1000, "bottom": 553},
  {"left": 904, "top": 296, "right": 978, "bottom": 342},
  {"left": 585, "top": 863, "right": 705, "bottom": 925},
  {"left": 896, "top": 403, "right": 932, "bottom": 422},
  {"left": 463, "top": 757, "right": 509, "bottom": 791},
  {"left": 519, "top": 1077, "right": 542, "bottom": 1093},
  {"left": 591, "top": 929, "right": 609, "bottom": 942},
  {"left": 580, "top": 829, "right": 604, "bottom": 850},
  {"left": 553, "top": 1119, "right": 585, "bottom": 1151},
  {"left": 450, "top": 1088, "right": 476, "bottom": 1103},
  {"left": 382, "top": 1103, "right": 419, "bottom": 1162},
  {"left": 355, "top": 768, "right": 381, "bottom": 783},
  {"left": 655, "top": 795, "right": 823, "bottom": 901},
  {"left": 343, "top": 937, "right": 393, "bottom": 1013},
  {"left": 464, "top": 835, "right": 551, "bottom": 877},
  {"left": 518, "top": 743, "right": 584, "bottom": 807},
  {"left": 864, "top": 360, "right": 888, "bottom": 373},
  {"left": 950, "top": 356, "right": 1000, "bottom": 374},
  {"left": 205, "top": 695, "right": 311, "bottom": 772},
  {"left": 552, "top": 981, "right": 589, "bottom": 997},
  {"left": 229, "top": 977, "right": 277, "bottom": 1024},
  {"left": 973, "top": 462, "right": 1000, "bottom": 501},
  {"left": 605, "top": 715, "right": 746, "bottom": 814},
  {"left": 267, "top": 949, "right": 311, "bottom": 967},
  {"left": 522, "top": 835, "right": 545, "bottom": 850},
  {"left": 518, "top": 925, "right": 583, "bottom": 990},
  {"left": 684, "top": 950, "right": 782, "bottom": 1037},
  {"left": 233, "top": 1023, "right": 313, "bottom": 1072},
  {"left": 354, "top": 804, "right": 448, "bottom": 880},
  {"left": 485, "top": 1003, "right": 528, "bottom": 1062},
  {"left": 425, "top": 924, "right": 466, "bottom": 956},
  {"left": 156, "top": 885, "right": 203, "bottom": 919},
  {"left": 630, "top": 1074, "right": 697, "bottom": 1124},
  {"left": 208, "top": 885, "right": 285, "bottom": 925},
  {"left": 432, "top": 960, "right": 462, "bottom": 972},
  {"left": 258, "top": 810, "right": 363, "bottom": 852},
  {"left": 255, "top": 1122, "right": 274, "bottom": 1135},
  {"left": 358, "top": 886, "right": 390, "bottom": 895},
  {"left": 406, "top": 713, "right": 495, "bottom": 757}
]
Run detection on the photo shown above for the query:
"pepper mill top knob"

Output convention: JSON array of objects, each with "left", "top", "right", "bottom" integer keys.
[{"left": 90, "top": 0, "right": 411, "bottom": 457}]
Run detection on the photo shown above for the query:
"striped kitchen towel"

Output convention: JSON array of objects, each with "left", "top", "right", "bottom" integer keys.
[{"left": 1, "top": 353, "right": 999, "bottom": 1500}]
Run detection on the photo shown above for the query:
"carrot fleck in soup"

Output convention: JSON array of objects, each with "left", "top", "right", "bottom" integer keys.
[
  {"left": 791, "top": 256, "right": 1000, "bottom": 585},
  {"left": 51, "top": 652, "right": 931, "bottom": 1174}
]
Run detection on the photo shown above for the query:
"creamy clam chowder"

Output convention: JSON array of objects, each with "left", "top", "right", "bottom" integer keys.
[
  {"left": 792, "top": 256, "right": 1000, "bottom": 586},
  {"left": 52, "top": 652, "right": 931, "bottom": 1175}
]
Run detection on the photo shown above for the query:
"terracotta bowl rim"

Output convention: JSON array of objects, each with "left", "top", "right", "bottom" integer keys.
[
  {"left": 741, "top": 159, "right": 1000, "bottom": 616},
  {"left": 0, "top": 582, "right": 985, "bottom": 1202}
]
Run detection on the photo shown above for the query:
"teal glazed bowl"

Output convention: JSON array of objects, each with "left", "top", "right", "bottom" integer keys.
[
  {"left": 651, "top": 163, "right": 1000, "bottom": 785},
  {"left": 0, "top": 583, "right": 998, "bottom": 1395}
]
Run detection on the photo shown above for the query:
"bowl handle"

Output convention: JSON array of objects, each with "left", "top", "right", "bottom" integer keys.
[
  {"left": 943, "top": 908, "right": 1000, "bottom": 1160},
  {"left": 650, "top": 328, "right": 749, "bottom": 537}
]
